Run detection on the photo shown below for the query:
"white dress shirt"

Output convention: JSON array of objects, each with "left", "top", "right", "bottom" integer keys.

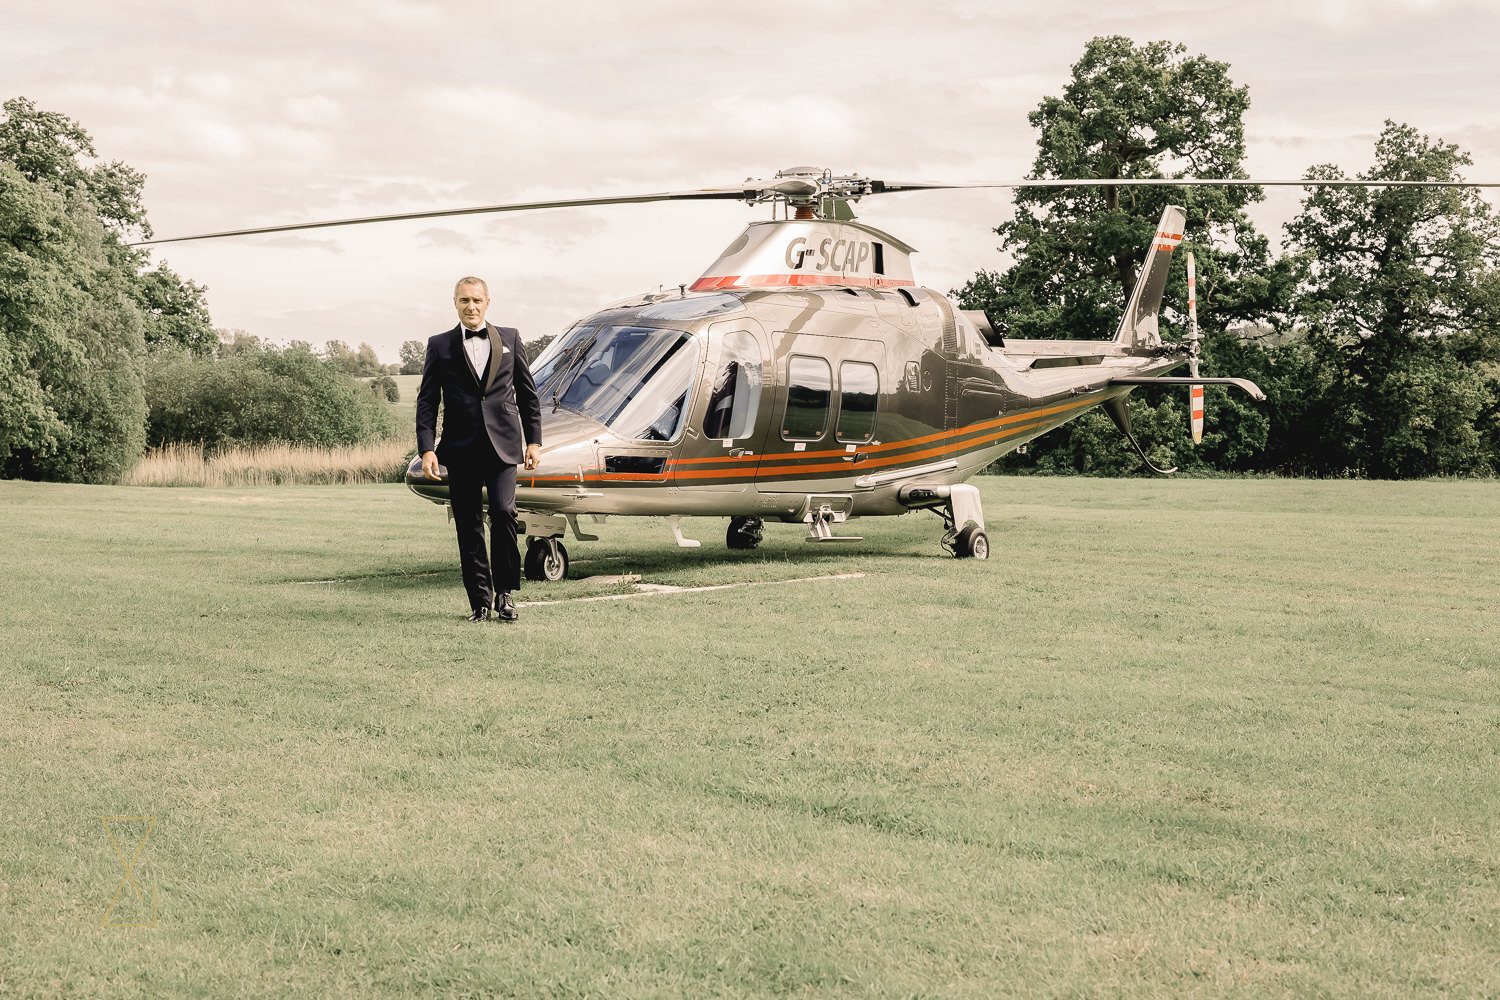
[{"left": 461, "top": 323, "right": 491, "bottom": 378}]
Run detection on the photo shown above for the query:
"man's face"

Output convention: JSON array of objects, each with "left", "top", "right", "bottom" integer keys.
[{"left": 454, "top": 284, "right": 490, "bottom": 329}]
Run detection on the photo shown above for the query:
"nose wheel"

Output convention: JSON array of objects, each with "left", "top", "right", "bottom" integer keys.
[
  {"left": 524, "top": 536, "right": 569, "bottom": 581},
  {"left": 726, "top": 516, "right": 764, "bottom": 550}
]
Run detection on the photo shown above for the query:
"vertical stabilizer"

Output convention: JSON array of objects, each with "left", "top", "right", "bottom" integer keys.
[{"left": 1112, "top": 206, "right": 1186, "bottom": 348}]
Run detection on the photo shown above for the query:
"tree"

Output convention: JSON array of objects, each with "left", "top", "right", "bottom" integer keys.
[
  {"left": 353, "top": 342, "right": 385, "bottom": 377},
  {"left": 960, "top": 36, "right": 1285, "bottom": 475},
  {"left": 0, "top": 96, "right": 154, "bottom": 250},
  {"left": 957, "top": 36, "right": 1286, "bottom": 343},
  {"left": 0, "top": 162, "right": 83, "bottom": 465},
  {"left": 142, "top": 342, "right": 397, "bottom": 450},
  {"left": 0, "top": 161, "right": 146, "bottom": 482},
  {"left": 525, "top": 334, "right": 555, "bottom": 364},
  {"left": 1, "top": 96, "right": 220, "bottom": 480},
  {"left": 370, "top": 374, "right": 400, "bottom": 402},
  {"left": 133, "top": 262, "right": 215, "bottom": 355},
  {"left": 322, "top": 339, "right": 386, "bottom": 377},
  {"left": 399, "top": 339, "right": 425, "bottom": 374},
  {"left": 2, "top": 96, "right": 214, "bottom": 351},
  {"left": 322, "top": 339, "right": 355, "bottom": 372},
  {"left": 1283, "top": 121, "right": 1500, "bottom": 476},
  {"left": 217, "top": 328, "right": 262, "bottom": 356}
]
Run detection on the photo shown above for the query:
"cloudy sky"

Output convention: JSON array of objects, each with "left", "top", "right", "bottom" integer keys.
[{"left": 6, "top": 0, "right": 1499, "bottom": 361}]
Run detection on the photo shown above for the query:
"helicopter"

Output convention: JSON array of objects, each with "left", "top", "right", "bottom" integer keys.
[{"left": 136, "top": 166, "right": 1493, "bottom": 582}]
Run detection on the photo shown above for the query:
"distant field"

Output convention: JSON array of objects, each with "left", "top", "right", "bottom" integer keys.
[
  {"left": 2, "top": 477, "right": 1497, "bottom": 998},
  {"left": 386, "top": 373, "right": 421, "bottom": 428}
]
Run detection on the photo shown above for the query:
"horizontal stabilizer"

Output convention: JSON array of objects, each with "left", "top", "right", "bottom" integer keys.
[{"left": 1109, "top": 376, "right": 1265, "bottom": 401}]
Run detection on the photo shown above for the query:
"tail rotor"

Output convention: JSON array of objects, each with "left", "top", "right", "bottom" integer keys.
[{"left": 1186, "top": 252, "right": 1205, "bottom": 445}]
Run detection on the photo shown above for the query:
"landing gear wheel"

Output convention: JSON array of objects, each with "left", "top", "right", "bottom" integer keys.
[
  {"left": 953, "top": 525, "right": 989, "bottom": 560},
  {"left": 726, "top": 516, "right": 764, "bottom": 550},
  {"left": 523, "top": 537, "right": 569, "bottom": 581}
]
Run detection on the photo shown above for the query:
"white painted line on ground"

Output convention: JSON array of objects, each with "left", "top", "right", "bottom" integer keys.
[{"left": 519, "top": 572, "right": 867, "bottom": 607}]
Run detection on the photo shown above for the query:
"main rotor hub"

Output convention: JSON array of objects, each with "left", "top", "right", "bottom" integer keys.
[{"left": 741, "top": 166, "right": 874, "bottom": 220}]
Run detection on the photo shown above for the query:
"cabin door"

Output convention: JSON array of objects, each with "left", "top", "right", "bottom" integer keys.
[
  {"left": 677, "top": 319, "right": 773, "bottom": 494},
  {"left": 755, "top": 332, "right": 882, "bottom": 497}
]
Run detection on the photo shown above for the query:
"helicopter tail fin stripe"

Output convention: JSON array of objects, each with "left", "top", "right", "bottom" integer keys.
[{"left": 1113, "top": 205, "right": 1187, "bottom": 348}]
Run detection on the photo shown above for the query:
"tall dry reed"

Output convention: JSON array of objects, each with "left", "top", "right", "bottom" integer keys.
[{"left": 123, "top": 439, "right": 414, "bottom": 487}]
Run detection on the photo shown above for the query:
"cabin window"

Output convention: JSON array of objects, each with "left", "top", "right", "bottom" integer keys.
[
  {"left": 535, "top": 323, "right": 698, "bottom": 442},
  {"left": 781, "top": 355, "right": 831, "bottom": 441},
  {"left": 702, "top": 330, "right": 761, "bottom": 440},
  {"left": 604, "top": 455, "right": 666, "bottom": 476},
  {"left": 836, "top": 361, "right": 879, "bottom": 443},
  {"left": 530, "top": 323, "right": 592, "bottom": 386}
]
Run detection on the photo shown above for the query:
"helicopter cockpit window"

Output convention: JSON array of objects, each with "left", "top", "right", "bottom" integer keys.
[
  {"left": 836, "top": 361, "right": 879, "bottom": 443},
  {"left": 702, "top": 330, "right": 762, "bottom": 440},
  {"left": 530, "top": 323, "right": 592, "bottom": 390},
  {"left": 535, "top": 324, "right": 699, "bottom": 442},
  {"left": 782, "top": 355, "right": 831, "bottom": 441}
]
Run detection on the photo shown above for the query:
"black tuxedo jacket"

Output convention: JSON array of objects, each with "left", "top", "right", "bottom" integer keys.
[{"left": 415, "top": 323, "right": 542, "bottom": 466}]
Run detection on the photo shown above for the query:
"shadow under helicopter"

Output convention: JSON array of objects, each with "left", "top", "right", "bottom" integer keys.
[{"left": 283, "top": 517, "right": 961, "bottom": 594}]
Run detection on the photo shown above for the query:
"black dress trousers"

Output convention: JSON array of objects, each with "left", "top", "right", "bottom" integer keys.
[{"left": 445, "top": 440, "right": 521, "bottom": 610}]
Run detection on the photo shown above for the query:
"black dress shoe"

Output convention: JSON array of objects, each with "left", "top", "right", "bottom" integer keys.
[
  {"left": 495, "top": 592, "right": 518, "bottom": 622},
  {"left": 466, "top": 606, "right": 491, "bottom": 622}
]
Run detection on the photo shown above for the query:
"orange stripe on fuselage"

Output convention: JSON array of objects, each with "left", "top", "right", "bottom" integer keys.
[
  {"left": 672, "top": 394, "right": 1106, "bottom": 468},
  {"left": 528, "top": 392, "right": 1117, "bottom": 487}
]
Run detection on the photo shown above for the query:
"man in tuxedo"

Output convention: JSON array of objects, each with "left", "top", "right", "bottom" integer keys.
[{"left": 416, "top": 276, "right": 542, "bottom": 622}]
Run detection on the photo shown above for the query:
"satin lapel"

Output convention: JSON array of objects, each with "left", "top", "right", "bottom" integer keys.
[
  {"left": 484, "top": 324, "right": 505, "bottom": 393},
  {"left": 451, "top": 326, "right": 482, "bottom": 388}
]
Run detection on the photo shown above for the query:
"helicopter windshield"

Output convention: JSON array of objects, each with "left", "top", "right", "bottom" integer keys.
[{"left": 532, "top": 324, "right": 699, "bottom": 442}]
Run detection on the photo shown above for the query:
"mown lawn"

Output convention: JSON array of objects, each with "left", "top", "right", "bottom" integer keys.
[{"left": 1, "top": 477, "right": 1496, "bottom": 998}]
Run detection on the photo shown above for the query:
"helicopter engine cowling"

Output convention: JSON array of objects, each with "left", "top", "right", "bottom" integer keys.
[{"left": 692, "top": 219, "right": 918, "bottom": 292}]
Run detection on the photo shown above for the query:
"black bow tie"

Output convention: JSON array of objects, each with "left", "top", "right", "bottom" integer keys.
[{"left": 464, "top": 326, "right": 486, "bottom": 339}]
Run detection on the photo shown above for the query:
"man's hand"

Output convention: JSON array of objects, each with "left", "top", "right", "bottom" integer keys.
[
  {"left": 524, "top": 444, "right": 541, "bottom": 471},
  {"left": 420, "top": 450, "right": 441, "bottom": 480}
]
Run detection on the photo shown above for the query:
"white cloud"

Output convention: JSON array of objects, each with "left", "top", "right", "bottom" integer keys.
[{"left": 416, "top": 227, "right": 480, "bottom": 252}]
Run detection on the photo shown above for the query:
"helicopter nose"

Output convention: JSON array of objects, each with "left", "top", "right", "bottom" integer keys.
[
  {"left": 522, "top": 410, "right": 604, "bottom": 483},
  {"left": 404, "top": 452, "right": 448, "bottom": 504}
]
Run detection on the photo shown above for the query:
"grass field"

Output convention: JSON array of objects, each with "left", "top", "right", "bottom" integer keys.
[{"left": 1, "top": 477, "right": 1497, "bottom": 998}]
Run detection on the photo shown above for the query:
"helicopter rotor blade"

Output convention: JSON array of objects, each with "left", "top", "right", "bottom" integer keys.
[
  {"left": 866, "top": 180, "right": 970, "bottom": 195},
  {"left": 129, "top": 186, "right": 761, "bottom": 247},
  {"left": 868, "top": 177, "right": 1500, "bottom": 193},
  {"left": 133, "top": 173, "right": 1500, "bottom": 248}
]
